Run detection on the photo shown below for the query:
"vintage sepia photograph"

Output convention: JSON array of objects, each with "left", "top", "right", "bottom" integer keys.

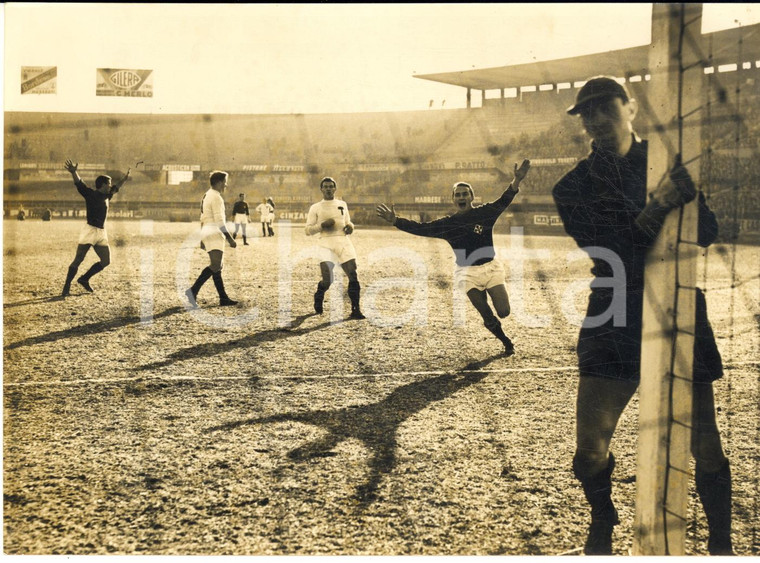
[{"left": 3, "top": 2, "right": 760, "bottom": 556}]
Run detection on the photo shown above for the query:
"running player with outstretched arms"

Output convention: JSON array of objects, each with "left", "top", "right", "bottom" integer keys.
[
  {"left": 376, "top": 159, "right": 530, "bottom": 356},
  {"left": 61, "top": 159, "right": 130, "bottom": 296},
  {"left": 306, "top": 177, "right": 365, "bottom": 320}
]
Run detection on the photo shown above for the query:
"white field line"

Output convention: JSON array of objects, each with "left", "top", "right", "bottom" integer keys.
[
  {"left": 4, "top": 365, "right": 581, "bottom": 387},
  {"left": 5, "top": 361, "right": 758, "bottom": 389}
]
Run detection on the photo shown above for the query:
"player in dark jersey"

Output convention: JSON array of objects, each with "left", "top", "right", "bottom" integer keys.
[
  {"left": 61, "top": 159, "right": 130, "bottom": 296},
  {"left": 231, "top": 193, "right": 250, "bottom": 245},
  {"left": 376, "top": 159, "right": 530, "bottom": 355}
]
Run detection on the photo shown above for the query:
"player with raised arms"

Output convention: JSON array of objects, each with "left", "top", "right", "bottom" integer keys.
[
  {"left": 306, "top": 176, "right": 365, "bottom": 320},
  {"left": 376, "top": 159, "right": 530, "bottom": 356},
  {"left": 61, "top": 159, "right": 130, "bottom": 296},
  {"left": 185, "top": 170, "right": 238, "bottom": 308}
]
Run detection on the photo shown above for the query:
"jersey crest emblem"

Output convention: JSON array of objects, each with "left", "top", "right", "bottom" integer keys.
[{"left": 473, "top": 224, "right": 483, "bottom": 235}]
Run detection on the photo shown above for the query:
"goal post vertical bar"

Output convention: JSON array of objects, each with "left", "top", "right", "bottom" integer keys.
[{"left": 633, "top": 3, "right": 703, "bottom": 555}]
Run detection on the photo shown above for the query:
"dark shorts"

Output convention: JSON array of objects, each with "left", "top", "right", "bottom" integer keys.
[
  {"left": 577, "top": 290, "right": 722, "bottom": 384},
  {"left": 577, "top": 330, "right": 640, "bottom": 381}
]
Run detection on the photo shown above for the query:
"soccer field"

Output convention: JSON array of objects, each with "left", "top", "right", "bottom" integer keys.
[{"left": 3, "top": 219, "right": 759, "bottom": 555}]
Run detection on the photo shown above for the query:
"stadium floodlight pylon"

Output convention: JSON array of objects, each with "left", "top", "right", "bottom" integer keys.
[{"left": 633, "top": 3, "right": 703, "bottom": 556}]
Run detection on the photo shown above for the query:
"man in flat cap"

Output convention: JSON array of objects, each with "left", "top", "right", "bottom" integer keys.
[{"left": 552, "top": 76, "right": 732, "bottom": 555}]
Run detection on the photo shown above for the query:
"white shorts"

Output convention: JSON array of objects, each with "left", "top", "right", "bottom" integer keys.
[
  {"left": 317, "top": 236, "right": 357, "bottom": 265},
  {"left": 78, "top": 224, "right": 109, "bottom": 246},
  {"left": 200, "top": 225, "right": 226, "bottom": 253},
  {"left": 454, "top": 259, "right": 506, "bottom": 293},
  {"left": 234, "top": 214, "right": 248, "bottom": 224}
]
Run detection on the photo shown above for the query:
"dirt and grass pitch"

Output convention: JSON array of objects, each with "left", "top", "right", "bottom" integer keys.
[{"left": 3, "top": 219, "right": 759, "bottom": 555}]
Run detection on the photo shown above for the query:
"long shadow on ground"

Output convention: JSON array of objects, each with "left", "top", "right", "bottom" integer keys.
[
  {"left": 204, "top": 353, "right": 504, "bottom": 506},
  {"left": 134, "top": 312, "right": 327, "bottom": 371},
  {"left": 3, "top": 294, "right": 77, "bottom": 310},
  {"left": 4, "top": 306, "right": 185, "bottom": 350}
]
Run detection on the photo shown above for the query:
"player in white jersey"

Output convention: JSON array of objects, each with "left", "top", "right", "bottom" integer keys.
[
  {"left": 256, "top": 199, "right": 274, "bottom": 237},
  {"left": 305, "top": 177, "right": 365, "bottom": 319},
  {"left": 185, "top": 170, "right": 238, "bottom": 308},
  {"left": 265, "top": 197, "right": 276, "bottom": 236}
]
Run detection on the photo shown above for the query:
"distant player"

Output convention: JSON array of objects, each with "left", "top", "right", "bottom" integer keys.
[
  {"left": 61, "top": 159, "right": 130, "bottom": 296},
  {"left": 265, "top": 197, "right": 276, "bottom": 236},
  {"left": 231, "top": 193, "right": 250, "bottom": 245},
  {"left": 256, "top": 198, "right": 274, "bottom": 237},
  {"left": 185, "top": 170, "right": 238, "bottom": 308},
  {"left": 306, "top": 177, "right": 365, "bottom": 320},
  {"left": 376, "top": 159, "right": 530, "bottom": 356}
]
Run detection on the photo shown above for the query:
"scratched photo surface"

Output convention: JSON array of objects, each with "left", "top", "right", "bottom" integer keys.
[{"left": 4, "top": 3, "right": 760, "bottom": 557}]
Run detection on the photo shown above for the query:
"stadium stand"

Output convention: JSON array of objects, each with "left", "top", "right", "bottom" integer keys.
[{"left": 5, "top": 26, "right": 759, "bottom": 238}]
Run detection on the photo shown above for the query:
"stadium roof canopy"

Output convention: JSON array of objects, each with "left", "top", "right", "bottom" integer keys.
[{"left": 414, "top": 24, "right": 760, "bottom": 91}]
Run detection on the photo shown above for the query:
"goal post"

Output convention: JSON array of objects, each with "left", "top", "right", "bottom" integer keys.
[{"left": 633, "top": 3, "right": 704, "bottom": 556}]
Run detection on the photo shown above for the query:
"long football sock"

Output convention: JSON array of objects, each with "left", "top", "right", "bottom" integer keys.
[
  {"left": 314, "top": 281, "right": 328, "bottom": 314},
  {"left": 696, "top": 459, "right": 734, "bottom": 555},
  {"left": 484, "top": 316, "right": 511, "bottom": 347},
  {"left": 212, "top": 271, "right": 231, "bottom": 301},
  {"left": 191, "top": 266, "right": 214, "bottom": 296},
  {"left": 64, "top": 265, "right": 78, "bottom": 287},
  {"left": 573, "top": 453, "right": 619, "bottom": 555},
  {"left": 80, "top": 262, "right": 105, "bottom": 282},
  {"left": 348, "top": 280, "right": 365, "bottom": 318}
]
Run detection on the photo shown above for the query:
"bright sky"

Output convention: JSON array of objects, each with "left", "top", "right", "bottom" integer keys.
[{"left": 3, "top": 3, "right": 759, "bottom": 115}]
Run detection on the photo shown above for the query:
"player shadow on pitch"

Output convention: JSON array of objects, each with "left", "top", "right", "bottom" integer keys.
[
  {"left": 3, "top": 294, "right": 82, "bottom": 310},
  {"left": 3, "top": 306, "right": 185, "bottom": 351},
  {"left": 133, "top": 312, "right": 328, "bottom": 372},
  {"left": 204, "top": 353, "right": 504, "bottom": 507}
]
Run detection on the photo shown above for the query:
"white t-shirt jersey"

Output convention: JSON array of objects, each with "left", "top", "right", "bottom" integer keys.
[
  {"left": 199, "top": 188, "right": 227, "bottom": 251},
  {"left": 256, "top": 203, "right": 274, "bottom": 222},
  {"left": 200, "top": 189, "right": 226, "bottom": 231},
  {"left": 305, "top": 199, "right": 353, "bottom": 238}
]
